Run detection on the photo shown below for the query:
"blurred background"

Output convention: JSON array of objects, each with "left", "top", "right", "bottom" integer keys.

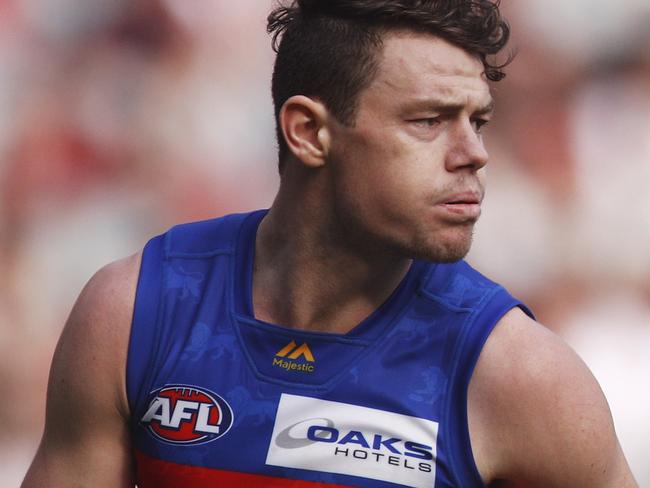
[{"left": 0, "top": 0, "right": 648, "bottom": 485}]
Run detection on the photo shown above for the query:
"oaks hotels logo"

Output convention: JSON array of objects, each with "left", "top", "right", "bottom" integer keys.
[
  {"left": 273, "top": 340, "right": 315, "bottom": 373},
  {"left": 266, "top": 395, "right": 438, "bottom": 487}
]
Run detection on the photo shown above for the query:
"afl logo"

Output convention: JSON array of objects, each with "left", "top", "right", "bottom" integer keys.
[{"left": 140, "top": 385, "right": 234, "bottom": 445}]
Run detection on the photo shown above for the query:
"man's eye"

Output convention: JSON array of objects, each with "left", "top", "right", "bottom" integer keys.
[
  {"left": 472, "top": 118, "right": 490, "bottom": 132},
  {"left": 411, "top": 117, "right": 441, "bottom": 128}
]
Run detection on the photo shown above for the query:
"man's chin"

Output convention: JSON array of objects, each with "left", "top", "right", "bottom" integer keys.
[{"left": 407, "top": 233, "right": 474, "bottom": 263}]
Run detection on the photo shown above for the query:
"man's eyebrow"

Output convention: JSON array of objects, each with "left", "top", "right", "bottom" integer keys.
[
  {"left": 402, "top": 98, "right": 495, "bottom": 114},
  {"left": 475, "top": 99, "right": 495, "bottom": 115}
]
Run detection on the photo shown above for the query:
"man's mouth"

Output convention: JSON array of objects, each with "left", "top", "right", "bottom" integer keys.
[
  {"left": 442, "top": 192, "right": 482, "bottom": 205},
  {"left": 437, "top": 192, "right": 482, "bottom": 220}
]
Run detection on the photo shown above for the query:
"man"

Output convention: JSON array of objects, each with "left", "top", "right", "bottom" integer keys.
[{"left": 23, "top": 1, "right": 636, "bottom": 487}]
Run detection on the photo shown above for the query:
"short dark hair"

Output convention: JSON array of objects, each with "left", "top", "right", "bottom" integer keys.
[{"left": 268, "top": 0, "right": 511, "bottom": 171}]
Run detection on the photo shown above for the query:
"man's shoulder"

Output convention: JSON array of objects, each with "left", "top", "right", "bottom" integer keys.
[
  {"left": 469, "top": 308, "right": 634, "bottom": 486},
  {"left": 77, "top": 253, "right": 142, "bottom": 325},
  {"left": 472, "top": 308, "right": 608, "bottom": 422},
  {"left": 66, "top": 253, "right": 142, "bottom": 380},
  {"left": 471, "top": 307, "right": 577, "bottom": 394}
]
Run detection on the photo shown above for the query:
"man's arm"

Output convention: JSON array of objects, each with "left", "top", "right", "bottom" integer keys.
[
  {"left": 469, "top": 307, "right": 637, "bottom": 487},
  {"left": 22, "top": 253, "right": 141, "bottom": 487}
]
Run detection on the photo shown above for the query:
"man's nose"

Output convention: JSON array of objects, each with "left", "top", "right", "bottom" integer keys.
[{"left": 444, "top": 120, "right": 489, "bottom": 172}]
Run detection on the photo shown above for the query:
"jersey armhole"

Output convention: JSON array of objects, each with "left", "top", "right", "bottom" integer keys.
[
  {"left": 126, "top": 235, "right": 165, "bottom": 421},
  {"left": 443, "top": 288, "right": 534, "bottom": 487}
]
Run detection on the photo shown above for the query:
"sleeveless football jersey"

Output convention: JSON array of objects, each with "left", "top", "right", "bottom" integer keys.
[{"left": 127, "top": 210, "right": 533, "bottom": 488}]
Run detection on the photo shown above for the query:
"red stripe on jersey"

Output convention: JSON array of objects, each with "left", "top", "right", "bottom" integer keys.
[{"left": 134, "top": 450, "right": 350, "bottom": 487}]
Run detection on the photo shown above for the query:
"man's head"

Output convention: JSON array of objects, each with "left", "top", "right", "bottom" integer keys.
[
  {"left": 267, "top": 0, "right": 511, "bottom": 263},
  {"left": 268, "top": 0, "right": 510, "bottom": 171}
]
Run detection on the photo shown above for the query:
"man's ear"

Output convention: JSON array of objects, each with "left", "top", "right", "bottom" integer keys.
[{"left": 279, "top": 96, "right": 331, "bottom": 168}]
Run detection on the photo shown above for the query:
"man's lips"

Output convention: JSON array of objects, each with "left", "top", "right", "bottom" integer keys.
[{"left": 436, "top": 192, "right": 483, "bottom": 220}]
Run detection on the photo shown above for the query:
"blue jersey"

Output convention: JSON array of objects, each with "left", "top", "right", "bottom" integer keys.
[{"left": 127, "top": 210, "right": 532, "bottom": 487}]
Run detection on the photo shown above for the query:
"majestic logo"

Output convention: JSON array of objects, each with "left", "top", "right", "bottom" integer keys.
[
  {"left": 266, "top": 394, "right": 438, "bottom": 487},
  {"left": 140, "top": 385, "right": 234, "bottom": 445},
  {"left": 273, "top": 340, "right": 315, "bottom": 373}
]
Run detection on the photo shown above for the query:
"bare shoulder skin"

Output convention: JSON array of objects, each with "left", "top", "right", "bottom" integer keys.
[
  {"left": 469, "top": 308, "right": 637, "bottom": 487},
  {"left": 22, "top": 253, "right": 141, "bottom": 488}
]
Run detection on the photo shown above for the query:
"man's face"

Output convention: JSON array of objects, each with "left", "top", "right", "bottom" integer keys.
[{"left": 327, "top": 32, "right": 493, "bottom": 262}]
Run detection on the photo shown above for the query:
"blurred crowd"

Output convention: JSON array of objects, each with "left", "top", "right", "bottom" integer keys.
[{"left": 0, "top": 0, "right": 648, "bottom": 485}]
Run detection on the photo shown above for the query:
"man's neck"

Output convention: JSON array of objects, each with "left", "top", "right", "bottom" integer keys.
[{"left": 252, "top": 189, "right": 411, "bottom": 334}]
